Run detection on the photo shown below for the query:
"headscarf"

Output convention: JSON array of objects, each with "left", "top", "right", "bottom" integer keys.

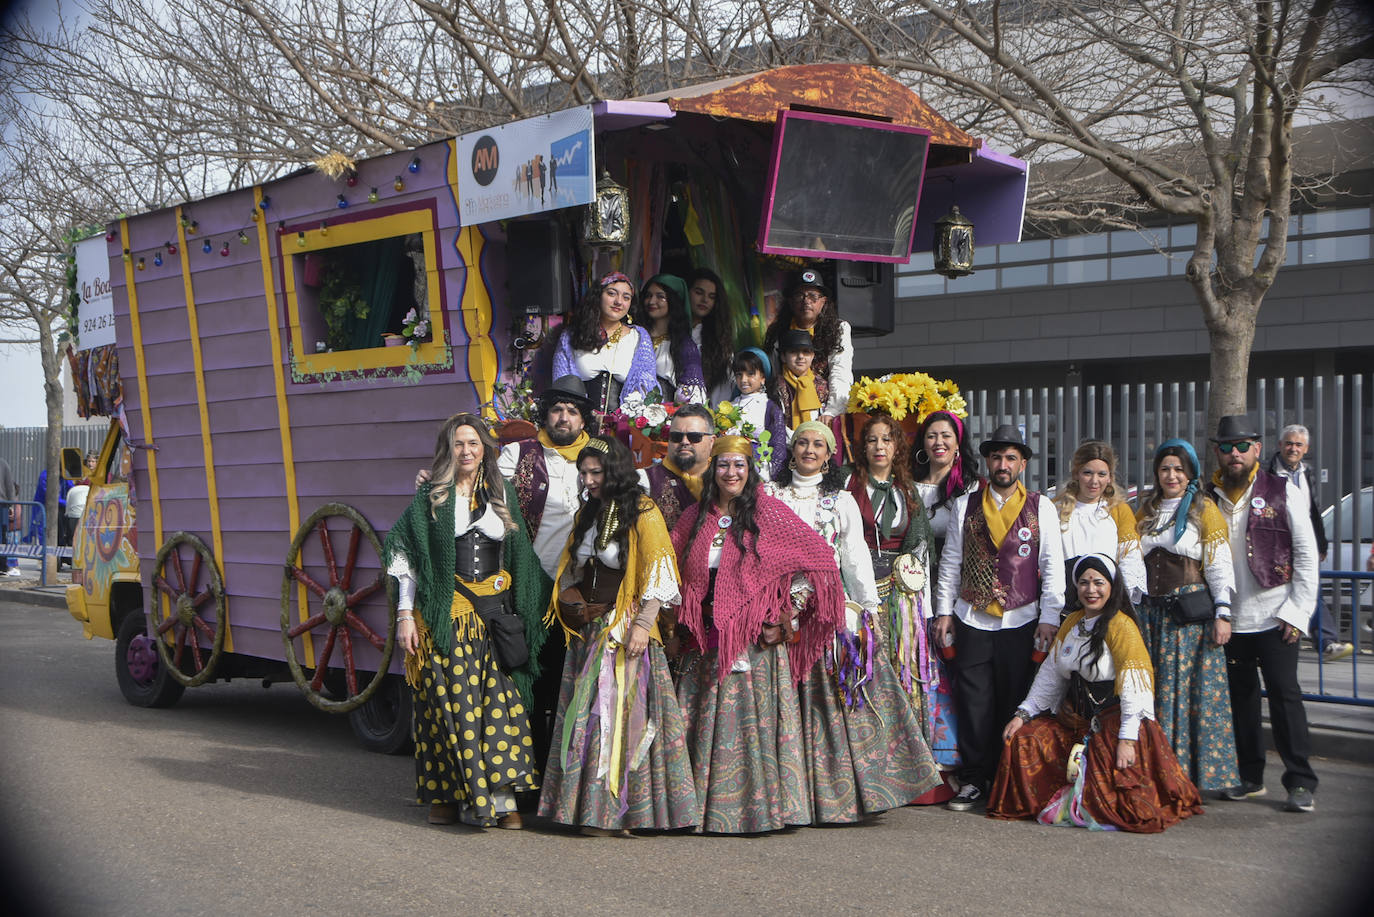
[
  {"left": 598, "top": 270, "right": 633, "bottom": 289},
  {"left": 792, "top": 419, "right": 836, "bottom": 455},
  {"left": 1072, "top": 551, "right": 1118, "bottom": 584},
  {"left": 1155, "top": 437, "right": 1201, "bottom": 544}
]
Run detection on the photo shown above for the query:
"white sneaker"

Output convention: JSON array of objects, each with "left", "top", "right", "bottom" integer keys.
[{"left": 5, "top": 568, "right": 21, "bottom": 577}]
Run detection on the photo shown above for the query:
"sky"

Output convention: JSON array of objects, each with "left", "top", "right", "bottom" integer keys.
[{"left": 0, "top": 345, "right": 48, "bottom": 428}]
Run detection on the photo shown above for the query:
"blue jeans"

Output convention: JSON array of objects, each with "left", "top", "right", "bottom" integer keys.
[{"left": 1309, "top": 592, "right": 1339, "bottom": 650}]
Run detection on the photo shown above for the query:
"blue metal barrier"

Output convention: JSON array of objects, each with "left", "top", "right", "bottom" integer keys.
[
  {"left": 0, "top": 501, "right": 71, "bottom": 588},
  {"left": 1306, "top": 569, "right": 1373, "bottom": 707}
]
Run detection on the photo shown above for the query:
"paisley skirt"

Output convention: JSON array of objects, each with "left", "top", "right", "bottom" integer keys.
[
  {"left": 987, "top": 708, "right": 1203, "bottom": 833},
  {"left": 676, "top": 644, "right": 812, "bottom": 833},
  {"left": 798, "top": 640, "right": 943, "bottom": 823},
  {"left": 1137, "top": 598, "right": 1240, "bottom": 791},
  {"left": 411, "top": 618, "right": 538, "bottom": 825},
  {"left": 537, "top": 624, "right": 697, "bottom": 830}
]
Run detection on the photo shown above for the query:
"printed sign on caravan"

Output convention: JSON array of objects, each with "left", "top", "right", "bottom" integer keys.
[
  {"left": 456, "top": 105, "right": 595, "bottom": 224},
  {"left": 74, "top": 235, "right": 116, "bottom": 351}
]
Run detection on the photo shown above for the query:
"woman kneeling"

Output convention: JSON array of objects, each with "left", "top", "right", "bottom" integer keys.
[{"left": 988, "top": 553, "right": 1203, "bottom": 833}]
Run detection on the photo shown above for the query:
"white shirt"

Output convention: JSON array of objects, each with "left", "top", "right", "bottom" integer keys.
[
  {"left": 1138, "top": 497, "right": 1237, "bottom": 616},
  {"left": 821, "top": 320, "right": 854, "bottom": 418},
  {"left": 499, "top": 439, "right": 580, "bottom": 578},
  {"left": 389, "top": 501, "right": 507, "bottom": 612},
  {"left": 572, "top": 327, "right": 639, "bottom": 382},
  {"left": 1212, "top": 476, "right": 1319, "bottom": 634},
  {"left": 1062, "top": 500, "right": 1148, "bottom": 603},
  {"left": 652, "top": 335, "right": 676, "bottom": 386},
  {"left": 865, "top": 479, "right": 907, "bottom": 535},
  {"left": 66, "top": 484, "right": 90, "bottom": 519},
  {"left": 1018, "top": 616, "right": 1155, "bottom": 740},
  {"left": 769, "top": 472, "right": 879, "bottom": 612},
  {"left": 935, "top": 487, "right": 1066, "bottom": 630}
]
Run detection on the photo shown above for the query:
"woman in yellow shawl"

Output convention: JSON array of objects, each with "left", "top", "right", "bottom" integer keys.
[
  {"left": 538, "top": 436, "right": 697, "bottom": 835},
  {"left": 988, "top": 553, "right": 1203, "bottom": 833}
]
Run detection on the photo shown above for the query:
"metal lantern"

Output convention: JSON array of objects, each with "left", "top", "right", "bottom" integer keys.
[
  {"left": 583, "top": 169, "right": 631, "bottom": 248},
  {"left": 933, "top": 205, "right": 975, "bottom": 278}
]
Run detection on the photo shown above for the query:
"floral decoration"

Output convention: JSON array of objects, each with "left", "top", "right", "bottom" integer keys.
[
  {"left": 401, "top": 307, "right": 430, "bottom": 347},
  {"left": 846, "top": 372, "right": 967, "bottom": 423},
  {"left": 489, "top": 376, "right": 536, "bottom": 421},
  {"left": 610, "top": 389, "right": 678, "bottom": 440},
  {"left": 714, "top": 400, "right": 773, "bottom": 469}
]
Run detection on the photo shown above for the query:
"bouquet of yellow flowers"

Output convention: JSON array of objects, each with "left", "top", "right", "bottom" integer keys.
[{"left": 846, "top": 373, "right": 967, "bottom": 423}]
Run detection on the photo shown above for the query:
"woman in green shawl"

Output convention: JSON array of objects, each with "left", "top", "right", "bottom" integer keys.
[{"left": 384, "top": 413, "right": 551, "bottom": 829}]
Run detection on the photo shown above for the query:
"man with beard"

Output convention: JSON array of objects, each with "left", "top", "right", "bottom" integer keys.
[
  {"left": 636, "top": 403, "right": 715, "bottom": 531},
  {"left": 1206, "top": 415, "right": 1320, "bottom": 812},
  {"left": 934, "top": 424, "right": 1064, "bottom": 813}
]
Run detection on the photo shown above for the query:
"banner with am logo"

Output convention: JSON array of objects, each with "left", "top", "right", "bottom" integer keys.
[{"left": 455, "top": 105, "right": 595, "bottom": 225}]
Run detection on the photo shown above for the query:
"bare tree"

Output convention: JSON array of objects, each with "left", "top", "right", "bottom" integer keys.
[{"left": 805, "top": 0, "right": 1374, "bottom": 434}]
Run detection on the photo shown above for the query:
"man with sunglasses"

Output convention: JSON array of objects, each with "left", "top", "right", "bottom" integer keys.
[
  {"left": 1206, "top": 414, "right": 1320, "bottom": 812},
  {"left": 638, "top": 404, "right": 715, "bottom": 531}
]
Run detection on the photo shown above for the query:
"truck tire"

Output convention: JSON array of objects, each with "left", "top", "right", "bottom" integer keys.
[
  {"left": 347, "top": 674, "right": 412, "bottom": 755},
  {"left": 115, "top": 611, "right": 186, "bottom": 708}
]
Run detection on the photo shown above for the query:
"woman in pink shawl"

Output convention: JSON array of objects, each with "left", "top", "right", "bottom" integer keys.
[{"left": 671, "top": 434, "right": 845, "bottom": 833}]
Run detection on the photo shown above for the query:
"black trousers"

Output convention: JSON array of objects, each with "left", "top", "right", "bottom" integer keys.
[
  {"left": 1225, "top": 628, "right": 1318, "bottom": 792},
  {"left": 951, "top": 615, "right": 1037, "bottom": 790}
]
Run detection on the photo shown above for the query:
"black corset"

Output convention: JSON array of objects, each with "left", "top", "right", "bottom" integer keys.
[{"left": 454, "top": 529, "right": 502, "bottom": 581}]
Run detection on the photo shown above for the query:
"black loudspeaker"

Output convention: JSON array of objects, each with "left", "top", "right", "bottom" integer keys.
[
  {"left": 506, "top": 220, "right": 571, "bottom": 315},
  {"left": 835, "top": 260, "right": 894, "bottom": 336}
]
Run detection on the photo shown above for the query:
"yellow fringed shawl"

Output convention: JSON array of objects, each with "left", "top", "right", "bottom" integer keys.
[{"left": 1053, "top": 610, "right": 1155, "bottom": 699}]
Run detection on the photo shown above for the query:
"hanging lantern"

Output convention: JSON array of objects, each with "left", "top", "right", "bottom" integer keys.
[
  {"left": 582, "top": 169, "right": 631, "bottom": 248},
  {"left": 932, "top": 205, "right": 975, "bottom": 278}
]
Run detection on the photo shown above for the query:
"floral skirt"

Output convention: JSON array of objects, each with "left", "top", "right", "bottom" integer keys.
[
  {"left": 411, "top": 620, "right": 538, "bottom": 825},
  {"left": 1137, "top": 599, "right": 1239, "bottom": 791},
  {"left": 798, "top": 640, "right": 943, "bottom": 823},
  {"left": 537, "top": 624, "right": 697, "bottom": 830},
  {"left": 676, "top": 644, "right": 812, "bottom": 833},
  {"left": 987, "top": 708, "right": 1203, "bottom": 833}
]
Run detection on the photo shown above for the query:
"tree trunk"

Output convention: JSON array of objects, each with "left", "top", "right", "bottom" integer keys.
[
  {"left": 41, "top": 333, "right": 64, "bottom": 579},
  {"left": 1202, "top": 292, "right": 1262, "bottom": 470}
]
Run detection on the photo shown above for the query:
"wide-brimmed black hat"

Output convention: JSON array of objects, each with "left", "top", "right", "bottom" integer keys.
[
  {"left": 1210, "top": 414, "right": 1261, "bottom": 443},
  {"left": 785, "top": 268, "right": 832, "bottom": 301},
  {"left": 540, "top": 374, "right": 591, "bottom": 413},
  {"left": 777, "top": 327, "right": 816, "bottom": 353},
  {"left": 979, "top": 423, "right": 1033, "bottom": 459}
]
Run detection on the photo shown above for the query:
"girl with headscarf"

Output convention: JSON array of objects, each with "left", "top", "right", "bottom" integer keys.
[
  {"left": 1134, "top": 439, "right": 1240, "bottom": 793},
  {"left": 539, "top": 436, "right": 696, "bottom": 835},
  {"left": 771, "top": 421, "right": 943, "bottom": 822},
  {"left": 672, "top": 434, "right": 845, "bottom": 833},
  {"left": 988, "top": 553, "right": 1203, "bottom": 832}
]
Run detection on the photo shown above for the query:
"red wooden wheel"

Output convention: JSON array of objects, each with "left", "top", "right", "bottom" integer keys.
[
  {"left": 150, "top": 532, "right": 226, "bottom": 688},
  {"left": 280, "top": 502, "right": 396, "bottom": 713}
]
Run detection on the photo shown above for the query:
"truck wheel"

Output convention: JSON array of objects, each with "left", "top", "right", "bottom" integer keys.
[
  {"left": 115, "top": 611, "right": 186, "bottom": 708},
  {"left": 347, "top": 675, "right": 412, "bottom": 755}
]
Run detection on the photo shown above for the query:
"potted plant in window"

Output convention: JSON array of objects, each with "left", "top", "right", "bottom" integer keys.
[{"left": 318, "top": 266, "right": 370, "bottom": 352}]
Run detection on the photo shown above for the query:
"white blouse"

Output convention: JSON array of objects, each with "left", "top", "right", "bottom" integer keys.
[
  {"left": 389, "top": 501, "right": 507, "bottom": 612},
  {"left": 866, "top": 479, "right": 908, "bottom": 535},
  {"left": 1062, "top": 500, "right": 1148, "bottom": 602},
  {"left": 563, "top": 523, "right": 680, "bottom": 608},
  {"left": 769, "top": 472, "right": 879, "bottom": 612},
  {"left": 572, "top": 328, "right": 640, "bottom": 382},
  {"left": 652, "top": 336, "right": 676, "bottom": 386},
  {"left": 1138, "top": 497, "right": 1237, "bottom": 613},
  {"left": 1019, "top": 616, "right": 1155, "bottom": 740}
]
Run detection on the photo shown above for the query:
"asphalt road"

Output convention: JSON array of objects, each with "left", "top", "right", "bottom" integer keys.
[{"left": 2, "top": 599, "right": 1370, "bottom": 917}]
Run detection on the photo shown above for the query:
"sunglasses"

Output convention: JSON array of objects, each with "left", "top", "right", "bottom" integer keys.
[
  {"left": 669, "top": 431, "right": 709, "bottom": 444},
  {"left": 1218, "top": 441, "right": 1254, "bottom": 454}
]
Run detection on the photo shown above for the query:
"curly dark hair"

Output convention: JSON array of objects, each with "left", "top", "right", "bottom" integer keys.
[
  {"left": 763, "top": 288, "right": 843, "bottom": 377},
  {"left": 633, "top": 277, "right": 694, "bottom": 377},
  {"left": 911, "top": 410, "right": 981, "bottom": 511},
  {"left": 687, "top": 267, "right": 735, "bottom": 393},
  {"left": 686, "top": 454, "right": 763, "bottom": 558},
  {"left": 564, "top": 275, "right": 638, "bottom": 354},
  {"left": 1072, "top": 570, "right": 1138, "bottom": 674},
  {"left": 850, "top": 414, "right": 916, "bottom": 502},
  {"left": 569, "top": 436, "right": 644, "bottom": 564}
]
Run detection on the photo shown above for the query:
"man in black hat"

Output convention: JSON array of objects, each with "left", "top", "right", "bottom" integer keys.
[
  {"left": 1205, "top": 414, "right": 1320, "bottom": 812},
  {"left": 934, "top": 423, "right": 1065, "bottom": 812}
]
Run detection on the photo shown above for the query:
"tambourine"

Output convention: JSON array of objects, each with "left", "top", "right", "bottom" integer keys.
[{"left": 892, "top": 553, "right": 927, "bottom": 593}]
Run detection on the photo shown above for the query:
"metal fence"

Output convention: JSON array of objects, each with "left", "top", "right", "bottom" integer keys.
[
  {"left": 0, "top": 424, "right": 109, "bottom": 506},
  {"left": 961, "top": 372, "right": 1373, "bottom": 706}
]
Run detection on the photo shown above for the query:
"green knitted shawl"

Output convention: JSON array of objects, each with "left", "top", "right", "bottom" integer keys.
[{"left": 382, "top": 478, "right": 551, "bottom": 707}]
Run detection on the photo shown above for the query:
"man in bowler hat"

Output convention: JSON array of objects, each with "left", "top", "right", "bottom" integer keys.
[{"left": 935, "top": 424, "right": 1065, "bottom": 811}]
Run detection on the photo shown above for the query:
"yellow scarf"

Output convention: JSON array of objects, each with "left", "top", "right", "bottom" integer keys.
[
  {"left": 665, "top": 454, "right": 704, "bottom": 500},
  {"left": 1211, "top": 463, "right": 1258, "bottom": 506},
  {"left": 538, "top": 429, "right": 590, "bottom": 464},
  {"left": 1051, "top": 610, "right": 1155, "bottom": 700},
  {"left": 982, "top": 481, "right": 1027, "bottom": 617},
  {"left": 783, "top": 367, "right": 822, "bottom": 427}
]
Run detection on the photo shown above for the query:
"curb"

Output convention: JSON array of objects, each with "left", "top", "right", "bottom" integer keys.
[{"left": 0, "top": 585, "right": 68, "bottom": 610}]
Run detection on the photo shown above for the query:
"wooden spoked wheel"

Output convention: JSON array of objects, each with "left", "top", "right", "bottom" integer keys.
[
  {"left": 150, "top": 532, "right": 227, "bottom": 688},
  {"left": 280, "top": 503, "right": 396, "bottom": 713}
]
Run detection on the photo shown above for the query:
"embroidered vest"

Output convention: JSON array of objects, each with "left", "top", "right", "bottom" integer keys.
[
  {"left": 644, "top": 463, "right": 694, "bottom": 532},
  {"left": 959, "top": 491, "right": 1043, "bottom": 612},
  {"left": 1211, "top": 470, "right": 1293, "bottom": 589},
  {"left": 847, "top": 476, "right": 907, "bottom": 551},
  {"left": 512, "top": 439, "right": 549, "bottom": 539}
]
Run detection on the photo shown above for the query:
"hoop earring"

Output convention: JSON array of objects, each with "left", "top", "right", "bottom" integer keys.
[{"left": 914, "top": 449, "right": 930, "bottom": 465}]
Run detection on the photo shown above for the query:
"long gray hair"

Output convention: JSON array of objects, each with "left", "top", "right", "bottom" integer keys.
[{"left": 428, "top": 413, "right": 515, "bottom": 531}]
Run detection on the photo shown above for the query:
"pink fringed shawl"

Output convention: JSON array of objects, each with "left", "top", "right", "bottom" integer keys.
[{"left": 672, "top": 493, "right": 845, "bottom": 683}]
